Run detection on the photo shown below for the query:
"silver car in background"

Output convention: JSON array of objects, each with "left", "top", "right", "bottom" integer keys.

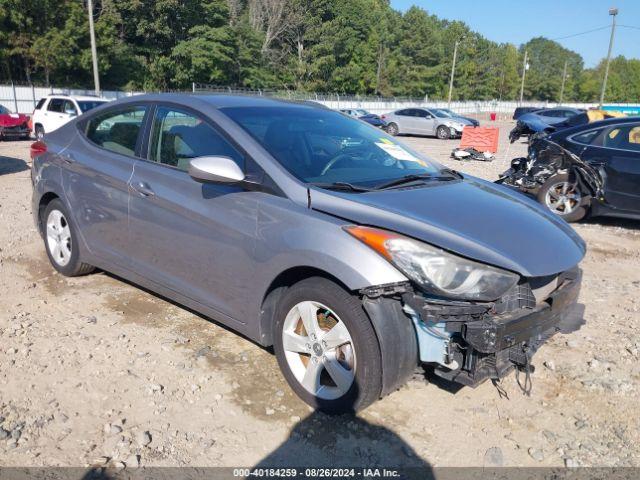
[
  {"left": 30, "top": 94, "right": 585, "bottom": 413},
  {"left": 383, "top": 107, "right": 478, "bottom": 139}
]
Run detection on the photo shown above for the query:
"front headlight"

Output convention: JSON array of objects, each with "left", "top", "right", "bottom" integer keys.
[{"left": 345, "top": 226, "right": 519, "bottom": 301}]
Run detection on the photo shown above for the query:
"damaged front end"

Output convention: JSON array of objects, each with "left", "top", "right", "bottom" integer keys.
[
  {"left": 362, "top": 267, "right": 585, "bottom": 393},
  {"left": 403, "top": 267, "right": 584, "bottom": 388},
  {"left": 498, "top": 135, "right": 603, "bottom": 199}
]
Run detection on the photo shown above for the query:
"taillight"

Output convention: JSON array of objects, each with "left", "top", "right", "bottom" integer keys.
[
  {"left": 30, "top": 141, "right": 47, "bottom": 159},
  {"left": 380, "top": 115, "right": 386, "bottom": 119}
]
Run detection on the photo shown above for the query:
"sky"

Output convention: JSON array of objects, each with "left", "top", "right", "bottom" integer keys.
[{"left": 390, "top": 0, "right": 639, "bottom": 67}]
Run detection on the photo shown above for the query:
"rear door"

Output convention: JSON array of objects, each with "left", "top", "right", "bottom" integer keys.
[
  {"left": 127, "top": 104, "right": 259, "bottom": 323},
  {"left": 576, "top": 122, "right": 640, "bottom": 213},
  {"left": 62, "top": 104, "right": 148, "bottom": 265}
]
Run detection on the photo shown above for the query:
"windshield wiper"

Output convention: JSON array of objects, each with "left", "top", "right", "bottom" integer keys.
[
  {"left": 373, "top": 171, "right": 460, "bottom": 190},
  {"left": 310, "top": 181, "right": 373, "bottom": 192}
]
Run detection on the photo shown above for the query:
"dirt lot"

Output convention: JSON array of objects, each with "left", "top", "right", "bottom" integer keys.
[{"left": 1, "top": 120, "right": 639, "bottom": 469}]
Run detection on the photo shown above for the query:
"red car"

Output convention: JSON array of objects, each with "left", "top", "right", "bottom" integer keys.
[{"left": 0, "top": 105, "right": 31, "bottom": 140}]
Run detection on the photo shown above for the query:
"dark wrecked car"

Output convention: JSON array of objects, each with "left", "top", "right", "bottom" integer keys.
[
  {"left": 32, "top": 93, "right": 585, "bottom": 412},
  {"left": 499, "top": 116, "right": 640, "bottom": 222},
  {"left": 509, "top": 107, "right": 585, "bottom": 143}
]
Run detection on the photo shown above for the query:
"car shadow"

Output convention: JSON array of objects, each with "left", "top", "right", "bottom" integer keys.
[
  {"left": 252, "top": 384, "right": 433, "bottom": 478},
  {"left": 582, "top": 216, "right": 640, "bottom": 230},
  {"left": 0, "top": 155, "right": 29, "bottom": 175}
]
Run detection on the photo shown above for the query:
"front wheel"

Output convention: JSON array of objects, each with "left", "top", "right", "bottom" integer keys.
[
  {"left": 273, "top": 277, "right": 382, "bottom": 413},
  {"left": 386, "top": 122, "right": 399, "bottom": 136},
  {"left": 436, "top": 125, "right": 451, "bottom": 140},
  {"left": 537, "top": 173, "right": 588, "bottom": 222}
]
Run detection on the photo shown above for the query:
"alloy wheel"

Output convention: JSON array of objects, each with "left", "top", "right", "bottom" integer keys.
[
  {"left": 544, "top": 181, "right": 581, "bottom": 216},
  {"left": 46, "top": 209, "right": 72, "bottom": 266},
  {"left": 282, "top": 301, "right": 356, "bottom": 400}
]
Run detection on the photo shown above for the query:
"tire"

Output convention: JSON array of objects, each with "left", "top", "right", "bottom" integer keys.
[
  {"left": 35, "top": 125, "right": 45, "bottom": 141},
  {"left": 537, "top": 173, "right": 588, "bottom": 223},
  {"left": 273, "top": 277, "right": 382, "bottom": 413},
  {"left": 42, "top": 199, "right": 95, "bottom": 276},
  {"left": 436, "top": 125, "right": 450, "bottom": 140},
  {"left": 386, "top": 122, "right": 399, "bottom": 136}
]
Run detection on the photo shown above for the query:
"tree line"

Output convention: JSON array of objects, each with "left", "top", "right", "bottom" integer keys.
[{"left": 0, "top": 0, "right": 638, "bottom": 102}]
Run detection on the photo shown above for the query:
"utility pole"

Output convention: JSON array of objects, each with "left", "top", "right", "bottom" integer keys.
[
  {"left": 87, "top": 0, "right": 100, "bottom": 96},
  {"left": 559, "top": 59, "right": 568, "bottom": 104},
  {"left": 519, "top": 50, "right": 529, "bottom": 104},
  {"left": 447, "top": 39, "right": 461, "bottom": 108},
  {"left": 599, "top": 7, "right": 618, "bottom": 107}
]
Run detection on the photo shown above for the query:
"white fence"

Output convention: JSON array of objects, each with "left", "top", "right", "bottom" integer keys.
[
  {"left": 3, "top": 82, "right": 635, "bottom": 119},
  {"left": 0, "top": 83, "right": 141, "bottom": 114}
]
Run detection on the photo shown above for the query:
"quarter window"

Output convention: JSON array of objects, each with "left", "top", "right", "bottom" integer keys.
[
  {"left": 86, "top": 106, "right": 147, "bottom": 157},
  {"left": 148, "top": 106, "right": 243, "bottom": 172}
]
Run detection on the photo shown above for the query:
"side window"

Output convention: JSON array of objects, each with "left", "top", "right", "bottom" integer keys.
[
  {"left": 62, "top": 100, "right": 77, "bottom": 116},
  {"left": 47, "top": 98, "right": 64, "bottom": 112},
  {"left": 396, "top": 109, "right": 409, "bottom": 116},
  {"left": 149, "top": 106, "right": 243, "bottom": 172},
  {"left": 86, "top": 106, "right": 147, "bottom": 157}
]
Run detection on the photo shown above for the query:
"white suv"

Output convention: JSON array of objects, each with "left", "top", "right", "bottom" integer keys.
[{"left": 32, "top": 95, "right": 109, "bottom": 140}]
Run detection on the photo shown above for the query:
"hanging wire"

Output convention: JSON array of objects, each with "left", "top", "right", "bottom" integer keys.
[{"left": 550, "top": 25, "right": 610, "bottom": 41}]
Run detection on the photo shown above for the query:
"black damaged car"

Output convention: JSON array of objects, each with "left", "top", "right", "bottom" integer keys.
[{"left": 498, "top": 117, "right": 640, "bottom": 222}]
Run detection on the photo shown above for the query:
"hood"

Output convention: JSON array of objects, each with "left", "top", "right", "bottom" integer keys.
[
  {"left": 444, "top": 116, "right": 474, "bottom": 127},
  {"left": 0, "top": 113, "right": 29, "bottom": 127},
  {"left": 309, "top": 177, "right": 585, "bottom": 278},
  {"left": 518, "top": 114, "right": 555, "bottom": 132}
]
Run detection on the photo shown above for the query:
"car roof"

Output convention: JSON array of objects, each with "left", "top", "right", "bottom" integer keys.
[
  {"left": 102, "top": 93, "right": 327, "bottom": 110},
  {"left": 46, "top": 95, "right": 109, "bottom": 102},
  {"left": 552, "top": 115, "right": 640, "bottom": 138}
]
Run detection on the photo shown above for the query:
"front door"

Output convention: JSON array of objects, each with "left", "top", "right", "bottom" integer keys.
[
  {"left": 414, "top": 109, "right": 436, "bottom": 135},
  {"left": 582, "top": 123, "right": 640, "bottom": 213},
  {"left": 127, "top": 105, "right": 259, "bottom": 323}
]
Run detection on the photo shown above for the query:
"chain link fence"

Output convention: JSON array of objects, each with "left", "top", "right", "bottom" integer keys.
[{"left": 3, "top": 81, "right": 630, "bottom": 119}]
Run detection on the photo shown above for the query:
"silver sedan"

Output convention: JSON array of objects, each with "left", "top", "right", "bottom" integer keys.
[{"left": 382, "top": 107, "right": 476, "bottom": 139}]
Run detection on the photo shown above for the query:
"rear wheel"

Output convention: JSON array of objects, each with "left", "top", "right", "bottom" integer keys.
[
  {"left": 386, "top": 122, "right": 399, "bottom": 136},
  {"left": 35, "top": 125, "right": 45, "bottom": 141},
  {"left": 273, "top": 277, "right": 382, "bottom": 413},
  {"left": 537, "top": 173, "right": 588, "bottom": 222},
  {"left": 436, "top": 125, "right": 450, "bottom": 140},
  {"left": 42, "top": 199, "right": 95, "bottom": 276}
]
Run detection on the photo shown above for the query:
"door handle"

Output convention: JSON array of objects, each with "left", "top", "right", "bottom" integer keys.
[
  {"left": 61, "top": 152, "right": 75, "bottom": 164},
  {"left": 131, "top": 181, "right": 155, "bottom": 197}
]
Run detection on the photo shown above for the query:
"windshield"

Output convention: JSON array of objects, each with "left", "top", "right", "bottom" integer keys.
[
  {"left": 355, "top": 109, "right": 370, "bottom": 116},
  {"left": 432, "top": 109, "right": 454, "bottom": 118},
  {"left": 0, "top": 105, "right": 9, "bottom": 114},
  {"left": 77, "top": 101, "right": 108, "bottom": 112},
  {"left": 221, "top": 106, "right": 443, "bottom": 188}
]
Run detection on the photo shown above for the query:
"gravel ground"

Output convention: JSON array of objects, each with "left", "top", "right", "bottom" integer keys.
[{"left": 1, "top": 121, "right": 639, "bottom": 468}]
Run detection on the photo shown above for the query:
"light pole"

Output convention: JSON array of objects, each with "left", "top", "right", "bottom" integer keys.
[
  {"left": 519, "top": 50, "right": 529, "bottom": 104},
  {"left": 447, "top": 39, "right": 462, "bottom": 108},
  {"left": 87, "top": 0, "right": 100, "bottom": 96},
  {"left": 559, "top": 59, "right": 568, "bottom": 104},
  {"left": 599, "top": 7, "right": 618, "bottom": 107}
]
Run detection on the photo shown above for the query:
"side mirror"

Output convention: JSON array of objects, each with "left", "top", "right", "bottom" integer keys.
[
  {"left": 65, "top": 109, "right": 77, "bottom": 117},
  {"left": 188, "top": 156, "right": 245, "bottom": 184}
]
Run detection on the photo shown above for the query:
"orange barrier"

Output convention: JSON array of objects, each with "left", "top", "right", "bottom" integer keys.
[{"left": 459, "top": 126, "right": 500, "bottom": 153}]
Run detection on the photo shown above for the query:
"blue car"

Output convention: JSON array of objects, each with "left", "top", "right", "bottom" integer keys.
[{"left": 340, "top": 109, "right": 387, "bottom": 129}]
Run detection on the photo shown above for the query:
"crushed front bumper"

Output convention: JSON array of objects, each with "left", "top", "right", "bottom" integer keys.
[
  {"left": 0, "top": 125, "right": 31, "bottom": 139},
  {"left": 403, "top": 267, "right": 584, "bottom": 387}
]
